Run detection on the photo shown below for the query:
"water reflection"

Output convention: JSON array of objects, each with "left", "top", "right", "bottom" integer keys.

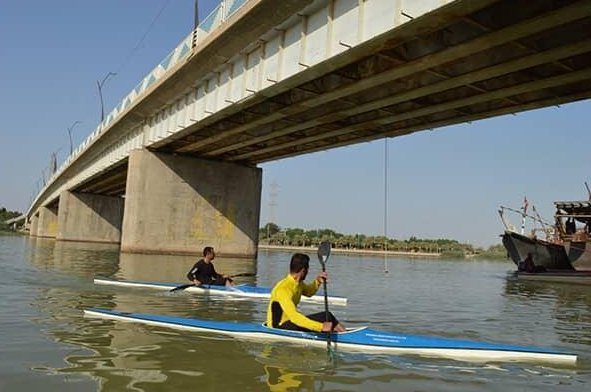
[
  {"left": 24, "top": 239, "right": 265, "bottom": 390},
  {"left": 115, "top": 252, "right": 257, "bottom": 284},
  {"left": 28, "top": 237, "right": 119, "bottom": 279},
  {"left": 503, "top": 275, "right": 591, "bottom": 347},
  {"left": 248, "top": 343, "right": 329, "bottom": 391},
  {"left": 4, "top": 237, "right": 590, "bottom": 391},
  {"left": 32, "top": 287, "right": 267, "bottom": 390}
]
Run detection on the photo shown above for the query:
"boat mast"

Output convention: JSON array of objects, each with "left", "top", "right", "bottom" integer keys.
[
  {"left": 532, "top": 205, "right": 553, "bottom": 240},
  {"left": 521, "top": 196, "right": 528, "bottom": 235}
]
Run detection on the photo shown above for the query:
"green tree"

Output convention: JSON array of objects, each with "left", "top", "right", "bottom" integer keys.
[
  {"left": 0, "top": 207, "right": 23, "bottom": 231},
  {"left": 260, "top": 222, "right": 281, "bottom": 241}
]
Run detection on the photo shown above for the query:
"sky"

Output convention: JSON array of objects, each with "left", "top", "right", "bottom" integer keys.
[{"left": 1, "top": 0, "right": 589, "bottom": 248}]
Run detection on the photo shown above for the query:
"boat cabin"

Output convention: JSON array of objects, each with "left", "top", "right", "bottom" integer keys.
[{"left": 554, "top": 201, "right": 591, "bottom": 242}]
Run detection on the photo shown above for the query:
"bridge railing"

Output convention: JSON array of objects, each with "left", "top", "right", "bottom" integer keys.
[{"left": 32, "top": 0, "right": 251, "bottom": 216}]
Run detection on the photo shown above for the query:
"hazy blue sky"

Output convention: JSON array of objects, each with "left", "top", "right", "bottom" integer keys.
[{"left": 1, "top": 1, "right": 589, "bottom": 247}]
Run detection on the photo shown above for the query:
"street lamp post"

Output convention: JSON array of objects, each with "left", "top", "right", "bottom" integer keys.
[
  {"left": 194, "top": 0, "right": 200, "bottom": 30},
  {"left": 67, "top": 121, "right": 81, "bottom": 156},
  {"left": 97, "top": 72, "right": 116, "bottom": 122}
]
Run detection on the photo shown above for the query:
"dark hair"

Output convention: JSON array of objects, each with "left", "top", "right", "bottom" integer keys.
[
  {"left": 203, "top": 246, "right": 214, "bottom": 257},
  {"left": 290, "top": 253, "right": 310, "bottom": 273}
]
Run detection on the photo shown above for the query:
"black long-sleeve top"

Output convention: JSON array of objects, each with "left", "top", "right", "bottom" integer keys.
[{"left": 186, "top": 259, "right": 221, "bottom": 284}]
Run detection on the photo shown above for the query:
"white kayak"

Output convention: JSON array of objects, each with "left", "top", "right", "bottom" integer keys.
[
  {"left": 94, "top": 277, "right": 348, "bottom": 306},
  {"left": 84, "top": 308, "right": 576, "bottom": 365}
]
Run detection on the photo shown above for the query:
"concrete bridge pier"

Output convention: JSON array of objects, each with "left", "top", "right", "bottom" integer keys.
[
  {"left": 37, "top": 205, "right": 58, "bottom": 238},
  {"left": 29, "top": 214, "right": 39, "bottom": 236},
  {"left": 57, "top": 191, "right": 124, "bottom": 243},
  {"left": 121, "top": 149, "right": 262, "bottom": 258}
]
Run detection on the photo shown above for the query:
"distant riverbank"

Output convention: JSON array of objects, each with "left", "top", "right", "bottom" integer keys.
[
  {"left": 258, "top": 244, "right": 441, "bottom": 258},
  {"left": 0, "top": 231, "right": 24, "bottom": 236}
]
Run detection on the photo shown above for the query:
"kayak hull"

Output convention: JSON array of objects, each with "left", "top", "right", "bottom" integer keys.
[
  {"left": 84, "top": 308, "right": 576, "bottom": 365},
  {"left": 94, "top": 278, "right": 347, "bottom": 306}
]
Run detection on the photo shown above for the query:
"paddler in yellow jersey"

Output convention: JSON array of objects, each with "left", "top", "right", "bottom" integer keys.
[{"left": 266, "top": 253, "right": 345, "bottom": 332}]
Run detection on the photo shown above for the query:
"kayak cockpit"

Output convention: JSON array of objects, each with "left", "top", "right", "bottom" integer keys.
[{"left": 260, "top": 323, "right": 367, "bottom": 335}]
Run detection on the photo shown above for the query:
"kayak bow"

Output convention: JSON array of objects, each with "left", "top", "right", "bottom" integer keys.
[
  {"left": 84, "top": 308, "right": 576, "bottom": 365},
  {"left": 93, "top": 278, "right": 348, "bottom": 306}
]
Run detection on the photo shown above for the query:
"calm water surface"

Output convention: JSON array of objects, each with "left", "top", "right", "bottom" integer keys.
[{"left": 1, "top": 235, "right": 590, "bottom": 391}]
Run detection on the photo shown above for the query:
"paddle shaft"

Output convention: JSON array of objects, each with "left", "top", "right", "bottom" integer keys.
[
  {"left": 316, "top": 240, "right": 334, "bottom": 360},
  {"left": 230, "top": 273, "right": 255, "bottom": 278},
  {"left": 320, "top": 260, "right": 333, "bottom": 353},
  {"left": 321, "top": 262, "right": 329, "bottom": 321}
]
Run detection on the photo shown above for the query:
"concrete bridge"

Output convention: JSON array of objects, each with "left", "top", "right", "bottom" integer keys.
[{"left": 26, "top": 0, "right": 591, "bottom": 257}]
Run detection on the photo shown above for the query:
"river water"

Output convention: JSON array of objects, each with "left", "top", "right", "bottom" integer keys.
[{"left": 1, "top": 234, "right": 590, "bottom": 391}]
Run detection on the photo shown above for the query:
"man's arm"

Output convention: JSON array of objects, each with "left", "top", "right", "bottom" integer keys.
[
  {"left": 187, "top": 262, "right": 204, "bottom": 285},
  {"left": 301, "top": 276, "right": 322, "bottom": 297}
]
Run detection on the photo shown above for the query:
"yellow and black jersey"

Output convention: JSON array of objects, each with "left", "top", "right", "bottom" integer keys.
[{"left": 266, "top": 274, "right": 322, "bottom": 332}]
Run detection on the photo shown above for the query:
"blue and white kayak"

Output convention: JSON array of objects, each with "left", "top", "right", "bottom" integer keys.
[
  {"left": 84, "top": 308, "right": 576, "bottom": 365},
  {"left": 93, "top": 278, "right": 347, "bottom": 306}
]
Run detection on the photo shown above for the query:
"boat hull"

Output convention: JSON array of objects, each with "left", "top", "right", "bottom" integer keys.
[
  {"left": 94, "top": 278, "right": 347, "bottom": 306},
  {"left": 564, "top": 241, "right": 591, "bottom": 271},
  {"left": 84, "top": 308, "right": 576, "bottom": 365},
  {"left": 501, "top": 231, "right": 573, "bottom": 270},
  {"left": 516, "top": 270, "right": 591, "bottom": 284}
]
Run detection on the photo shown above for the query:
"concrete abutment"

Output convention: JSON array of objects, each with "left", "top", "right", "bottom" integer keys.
[
  {"left": 120, "top": 149, "right": 262, "bottom": 258},
  {"left": 36, "top": 205, "right": 58, "bottom": 238},
  {"left": 57, "top": 191, "right": 124, "bottom": 243}
]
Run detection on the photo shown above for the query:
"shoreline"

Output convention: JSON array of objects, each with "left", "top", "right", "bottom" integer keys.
[{"left": 258, "top": 244, "right": 441, "bottom": 258}]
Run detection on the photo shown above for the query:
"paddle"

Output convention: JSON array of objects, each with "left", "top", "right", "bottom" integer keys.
[
  {"left": 317, "top": 240, "right": 335, "bottom": 360},
  {"left": 169, "top": 272, "right": 256, "bottom": 292}
]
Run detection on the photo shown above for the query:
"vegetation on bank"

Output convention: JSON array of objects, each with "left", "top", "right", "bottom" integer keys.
[
  {"left": 0, "top": 207, "right": 23, "bottom": 232},
  {"left": 260, "top": 223, "right": 507, "bottom": 259},
  {"left": 473, "top": 244, "right": 507, "bottom": 259},
  {"left": 0, "top": 206, "right": 507, "bottom": 258}
]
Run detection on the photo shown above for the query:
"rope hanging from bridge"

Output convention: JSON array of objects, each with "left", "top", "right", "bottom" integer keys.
[{"left": 383, "top": 137, "right": 389, "bottom": 274}]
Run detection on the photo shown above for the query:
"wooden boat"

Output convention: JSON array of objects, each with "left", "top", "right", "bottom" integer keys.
[
  {"left": 84, "top": 308, "right": 576, "bottom": 365},
  {"left": 498, "top": 192, "right": 591, "bottom": 271},
  {"left": 501, "top": 230, "right": 573, "bottom": 270},
  {"left": 94, "top": 277, "right": 348, "bottom": 306},
  {"left": 554, "top": 200, "right": 591, "bottom": 271},
  {"left": 499, "top": 205, "right": 574, "bottom": 270}
]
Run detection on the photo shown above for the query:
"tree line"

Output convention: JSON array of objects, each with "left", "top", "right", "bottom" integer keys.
[
  {"left": 259, "top": 222, "right": 506, "bottom": 258},
  {"left": 0, "top": 207, "right": 507, "bottom": 258}
]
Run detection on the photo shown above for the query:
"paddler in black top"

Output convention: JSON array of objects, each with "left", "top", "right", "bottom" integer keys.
[
  {"left": 186, "top": 247, "right": 233, "bottom": 286},
  {"left": 266, "top": 253, "right": 345, "bottom": 332}
]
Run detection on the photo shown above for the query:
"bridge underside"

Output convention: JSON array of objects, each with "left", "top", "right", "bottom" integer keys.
[
  {"left": 61, "top": 0, "right": 591, "bottom": 196},
  {"left": 75, "top": 163, "right": 128, "bottom": 196},
  {"left": 147, "top": 0, "right": 591, "bottom": 165},
  {"left": 26, "top": 0, "right": 591, "bottom": 256}
]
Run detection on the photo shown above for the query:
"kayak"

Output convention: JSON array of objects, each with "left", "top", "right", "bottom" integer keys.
[
  {"left": 84, "top": 308, "right": 576, "bottom": 365},
  {"left": 93, "top": 278, "right": 348, "bottom": 306}
]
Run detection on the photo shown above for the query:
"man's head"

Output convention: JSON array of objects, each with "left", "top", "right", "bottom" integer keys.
[
  {"left": 203, "top": 246, "right": 215, "bottom": 261},
  {"left": 290, "top": 253, "right": 310, "bottom": 280}
]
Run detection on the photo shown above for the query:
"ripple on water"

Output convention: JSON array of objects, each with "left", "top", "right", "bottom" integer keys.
[{"left": 1, "top": 237, "right": 590, "bottom": 391}]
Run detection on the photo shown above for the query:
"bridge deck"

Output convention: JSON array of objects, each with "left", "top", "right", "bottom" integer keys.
[
  {"left": 30, "top": 0, "right": 591, "bottom": 210},
  {"left": 161, "top": 0, "right": 591, "bottom": 165}
]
